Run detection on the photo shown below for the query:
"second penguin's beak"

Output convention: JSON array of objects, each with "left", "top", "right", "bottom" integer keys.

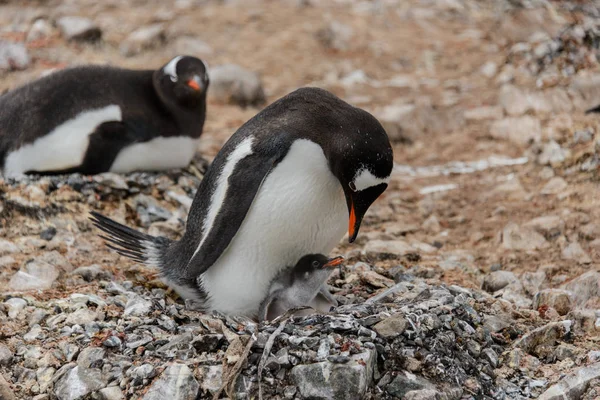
[
  {"left": 323, "top": 256, "right": 344, "bottom": 268},
  {"left": 187, "top": 76, "right": 202, "bottom": 91}
]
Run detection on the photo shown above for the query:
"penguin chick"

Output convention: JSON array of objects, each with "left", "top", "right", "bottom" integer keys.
[
  {"left": 0, "top": 55, "right": 208, "bottom": 177},
  {"left": 258, "top": 254, "right": 343, "bottom": 322}
]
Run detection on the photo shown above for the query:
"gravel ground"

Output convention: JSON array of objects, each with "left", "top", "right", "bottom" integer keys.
[{"left": 2, "top": 0, "right": 600, "bottom": 399}]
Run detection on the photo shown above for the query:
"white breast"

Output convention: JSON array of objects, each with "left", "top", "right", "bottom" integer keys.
[
  {"left": 110, "top": 136, "right": 200, "bottom": 173},
  {"left": 3, "top": 105, "right": 121, "bottom": 177},
  {"left": 201, "top": 139, "right": 347, "bottom": 316}
]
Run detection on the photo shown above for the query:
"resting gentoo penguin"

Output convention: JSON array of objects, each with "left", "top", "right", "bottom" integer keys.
[
  {"left": 258, "top": 254, "right": 343, "bottom": 322},
  {"left": 90, "top": 87, "right": 393, "bottom": 318},
  {"left": 0, "top": 55, "right": 208, "bottom": 177}
]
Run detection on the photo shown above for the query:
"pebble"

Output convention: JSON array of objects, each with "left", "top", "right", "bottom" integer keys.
[
  {"left": 39, "top": 227, "right": 57, "bottom": 241},
  {"left": 316, "top": 21, "right": 354, "bottom": 51},
  {"left": 502, "top": 222, "right": 548, "bottom": 251},
  {"left": 208, "top": 64, "right": 266, "bottom": 107},
  {"left": 77, "top": 347, "right": 106, "bottom": 369},
  {"left": 513, "top": 321, "right": 572, "bottom": 355},
  {"left": 490, "top": 116, "right": 541, "bottom": 146},
  {"left": 94, "top": 386, "right": 125, "bottom": 400},
  {"left": 364, "top": 240, "right": 415, "bottom": 258},
  {"left": 197, "top": 365, "right": 222, "bottom": 394},
  {"left": 540, "top": 177, "right": 568, "bottom": 195},
  {"left": 52, "top": 366, "right": 104, "bottom": 400},
  {"left": 56, "top": 16, "right": 102, "bottom": 42},
  {"left": 290, "top": 350, "right": 375, "bottom": 399},
  {"left": 537, "top": 141, "right": 570, "bottom": 166},
  {"left": 70, "top": 265, "right": 112, "bottom": 282},
  {"left": 482, "top": 270, "right": 518, "bottom": 292},
  {"left": 561, "top": 242, "right": 591, "bottom": 264},
  {"left": 538, "top": 362, "right": 600, "bottom": 400},
  {"left": 5, "top": 297, "right": 27, "bottom": 318},
  {"left": 0, "top": 344, "right": 13, "bottom": 366},
  {"left": 0, "top": 239, "right": 19, "bottom": 255},
  {"left": 65, "top": 308, "right": 98, "bottom": 326},
  {"left": 372, "top": 314, "right": 408, "bottom": 338},
  {"left": 123, "top": 296, "right": 153, "bottom": 317},
  {"left": 533, "top": 289, "right": 573, "bottom": 315},
  {"left": 142, "top": 364, "right": 199, "bottom": 400},
  {"left": 120, "top": 24, "right": 166, "bottom": 56},
  {"left": 27, "top": 19, "right": 53, "bottom": 42},
  {"left": 8, "top": 260, "right": 59, "bottom": 291},
  {"left": 561, "top": 271, "right": 600, "bottom": 307},
  {"left": 0, "top": 40, "right": 30, "bottom": 71}
]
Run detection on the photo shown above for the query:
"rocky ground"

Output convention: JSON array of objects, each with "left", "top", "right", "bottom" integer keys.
[{"left": 1, "top": 0, "right": 600, "bottom": 399}]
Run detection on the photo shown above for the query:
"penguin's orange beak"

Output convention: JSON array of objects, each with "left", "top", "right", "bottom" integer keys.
[
  {"left": 323, "top": 256, "right": 344, "bottom": 268},
  {"left": 344, "top": 183, "right": 389, "bottom": 243},
  {"left": 187, "top": 76, "right": 202, "bottom": 91}
]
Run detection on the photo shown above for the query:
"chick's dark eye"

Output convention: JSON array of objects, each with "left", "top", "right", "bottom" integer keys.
[
  {"left": 312, "top": 261, "right": 320, "bottom": 268},
  {"left": 349, "top": 182, "right": 357, "bottom": 191}
]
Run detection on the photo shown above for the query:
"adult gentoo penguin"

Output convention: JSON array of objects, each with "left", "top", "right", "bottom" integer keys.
[
  {"left": 0, "top": 55, "right": 208, "bottom": 177},
  {"left": 91, "top": 87, "right": 393, "bottom": 318},
  {"left": 258, "top": 254, "right": 344, "bottom": 322}
]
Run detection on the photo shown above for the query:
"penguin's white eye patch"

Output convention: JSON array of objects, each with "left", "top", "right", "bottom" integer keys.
[
  {"left": 351, "top": 168, "right": 390, "bottom": 191},
  {"left": 170, "top": 75, "right": 178, "bottom": 83},
  {"left": 312, "top": 260, "right": 320, "bottom": 268}
]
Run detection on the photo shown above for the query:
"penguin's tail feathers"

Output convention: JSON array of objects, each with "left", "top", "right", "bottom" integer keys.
[{"left": 89, "top": 211, "right": 171, "bottom": 269}]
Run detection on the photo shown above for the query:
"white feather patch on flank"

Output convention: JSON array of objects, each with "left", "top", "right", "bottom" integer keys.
[
  {"left": 352, "top": 168, "right": 390, "bottom": 191},
  {"left": 3, "top": 105, "right": 122, "bottom": 177},
  {"left": 190, "top": 136, "right": 255, "bottom": 260},
  {"left": 110, "top": 136, "right": 199, "bottom": 173},
  {"left": 163, "top": 56, "right": 183, "bottom": 80}
]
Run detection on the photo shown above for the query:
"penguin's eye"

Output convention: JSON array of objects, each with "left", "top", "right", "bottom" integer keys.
[
  {"left": 312, "top": 261, "right": 320, "bottom": 268},
  {"left": 169, "top": 75, "right": 178, "bottom": 83},
  {"left": 349, "top": 181, "right": 357, "bottom": 192}
]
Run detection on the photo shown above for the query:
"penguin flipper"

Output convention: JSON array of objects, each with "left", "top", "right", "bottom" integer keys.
[
  {"left": 77, "top": 120, "right": 139, "bottom": 174},
  {"left": 31, "top": 121, "right": 137, "bottom": 175},
  {"left": 184, "top": 144, "right": 287, "bottom": 278}
]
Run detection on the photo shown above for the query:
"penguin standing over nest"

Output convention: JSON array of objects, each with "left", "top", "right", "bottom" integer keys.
[{"left": 91, "top": 87, "right": 394, "bottom": 319}]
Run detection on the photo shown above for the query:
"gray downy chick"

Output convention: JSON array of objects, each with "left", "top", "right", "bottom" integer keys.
[{"left": 258, "top": 254, "right": 343, "bottom": 322}]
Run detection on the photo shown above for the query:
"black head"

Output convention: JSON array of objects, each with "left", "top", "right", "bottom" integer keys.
[
  {"left": 292, "top": 254, "right": 344, "bottom": 281},
  {"left": 325, "top": 101, "right": 393, "bottom": 243},
  {"left": 154, "top": 55, "right": 209, "bottom": 108}
]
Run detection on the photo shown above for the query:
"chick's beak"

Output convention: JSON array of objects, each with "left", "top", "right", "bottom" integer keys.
[{"left": 323, "top": 256, "right": 344, "bottom": 268}]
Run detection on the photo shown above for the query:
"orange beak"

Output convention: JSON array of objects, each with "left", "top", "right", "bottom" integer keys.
[
  {"left": 348, "top": 201, "right": 356, "bottom": 240},
  {"left": 323, "top": 256, "right": 344, "bottom": 268},
  {"left": 187, "top": 79, "right": 201, "bottom": 91}
]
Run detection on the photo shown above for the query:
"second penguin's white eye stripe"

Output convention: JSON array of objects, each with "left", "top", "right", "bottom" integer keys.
[
  {"left": 352, "top": 168, "right": 390, "bottom": 191},
  {"left": 164, "top": 56, "right": 183, "bottom": 80}
]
